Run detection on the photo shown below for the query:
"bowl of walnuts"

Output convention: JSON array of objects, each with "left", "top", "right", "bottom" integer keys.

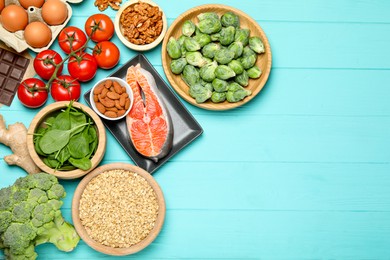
[{"left": 114, "top": 0, "right": 167, "bottom": 51}]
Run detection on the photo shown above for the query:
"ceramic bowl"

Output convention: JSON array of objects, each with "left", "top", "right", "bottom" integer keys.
[
  {"left": 26, "top": 101, "right": 106, "bottom": 179},
  {"left": 114, "top": 0, "right": 167, "bottom": 51},
  {"left": 72, "top": 163, "right": 166, "bottom": 256},
  {"left": 89, "top": 77, "right": 133, "bottom": 121}
]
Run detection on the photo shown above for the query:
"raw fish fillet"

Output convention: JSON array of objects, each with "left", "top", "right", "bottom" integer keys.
[{"left": 126, "top": 64, "right": 173, "bottom": 162}]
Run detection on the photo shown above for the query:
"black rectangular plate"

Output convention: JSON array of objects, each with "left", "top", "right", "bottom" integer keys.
[{"left": 84, "top": 54, "right": 203, "bottom": 174}]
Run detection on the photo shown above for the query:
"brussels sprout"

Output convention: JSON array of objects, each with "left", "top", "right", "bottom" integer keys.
[
  {"left": 202, "top": 43, "right": 221, "bottom": 59},
  {"left": 203, "top": 57, "right": 213, "bottom": 64},
  {"left": 178, "top": 35, "right": 187, "bottom": 46},
  {"left": 182, "top": 65, "right": 200, "bottom": 87},
  {"left": 214, "top": 48, "right": 235, "bottom": 65},
  {"left": 247, "top": 66, "right": 262, "bottom": 79},
  {"left": 193, "top": 33, "right": 211, "bottom": 47},
  {"left": 239, "top": 54, "right": 257, "bottom": 69},
  {"left": 221, "top": 12, "right": 240, "bottom": 28},
  {"left": 199, "top": 61, "right": 217, "bottom": 82},
  {"left": 249, "top": 36, "right": 265, "bottom": 54},
  {"left": 228, "top": 60, "right": 244, "bottom": 75},
  {"left": 198, "top": 17, "right": 222, "bottom": 34},
  {"left": 212, "top": 78, "right": 229, "bottom": 93},
  {"left": 170, "top": 57, "right": 187, "bottom": 74},
  {"left": 186, "top": 51, "right": 208, "bottom": 67},
  {"left": 204, "top": 83, "right": 214, "bottom": 92},
  {"left": 219, "top": 26, "right": 235, "bottom": 46},
  {"left": 184, "top": 37, "right": 201, "bottom": 52},
  {"left": 210, "top": 33, "right": 220, "bottom": 41},
  {"left": 226, "top": 82, "right": 252, "bottom": 102},
  {"left": 234, "top": 70, "right": 249, "bottom": 87},
  {"left": 215, "top": 65, "right": 236, "bottom": 80},
  {"left": 197, "top": 12, "right": 219, "bottom": 21},
  {"left": 167, "top": 37, "right": 181, "bottom": 59},
  {"left": 182, "top": 20, "right": 196, "bottom": 37},
  {"left": 235, "top": 28, "right": 250, "bottom": 46},
  {"left": 211, "top": 92, "right": 226, "bottom": 103},
  {"left": 189, "top": 83, "right": 212, "bottom": 103},
  {"left": 228, "top": 42, "right": 243, "bottom": 59},
  {"left": 242, "top": 45, "right": 256, "bottom": 57}
]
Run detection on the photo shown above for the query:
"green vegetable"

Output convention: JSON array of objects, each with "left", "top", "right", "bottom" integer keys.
[
  {"left": 214, "top": 48, "right": 235, "bottom": 65},
  {"left": 202, "top": 43, "right": 221, "bottom": 59},
  {"left": 182, "top": 20, "right": 196, "bottom": 37},
  {"left": 210, "top": 33, "right": 220, "bottom": 41},
  {"left": 249, "top": 36, "right": 265, "bottom": 54},
  {"left": 212, "top": 78, "right": 229, "bottom": 93},
  {"left": 219, "top": 26, "right": 235, "bottom": 46},
  {"left": 215, "top": 65, "right": 236, "bottom": 80},
  {"left": 186, "top": 51, "right": 208, "bottom": 67},
  {"left": 199, "top": 61, "right": 217, "bottom": 82},
  {"left": 211, "top": 92, "right": 227, "bottom": 103},
  {"left": 239, "top": 54, "right": 257, "bottom": 69},
  {"left": 198, "top": 17, "right": 222, "bottom": 34},
  {"left": 184, "top": 37, "right": 201, "bottom": 52},
  {"left": 235, "top": 70, "right": 249, "bottom": 87},
  {"left": 204, "top": 83, "right": 214, "bottom": 92},
  {"left": 68, "top": 157, "right": 91, "bottom": 171},
  {"left": 235, "top": 28, "right": 250, "bottom": 46},
  {"left": 181, "top": 65, "right": 200, "bottom": 87},
  {"left": 0, "top": 173, "right": 79, "bottom": 259},
  {"left": 170, "top": 57, "right": 187, "bottom": 74},
  {"left": 189, "top": 83, "right": 212, "bottom": 103},
  {"left": 193, "top": 33, "right": 211, "bottom": 47},
  {"left": 228, "top": 42, "right": 243, "bottom": 59},
  {"left": 228, "top": 60, "right": 244, "bottom": 75},
  {"left": 167, "top": 37, "right": 181, "bottom": 59},
  {"left": 178, "top": 35, "right": 188, "bottom": 57},
  {"left": 226, "top": 82, "right": 252, "bottom": 102},
  {"left": 197, "top": 12, "right": 219, "bottom": 21},
  {"left": 242, "top": 45, "right": 256, "bottom": 57},
  {"left": 221, "top": 12, "right": 240, "bottom": 27},
  {"left": 247, "top": 66, "right": 262, "bottom": 78}
]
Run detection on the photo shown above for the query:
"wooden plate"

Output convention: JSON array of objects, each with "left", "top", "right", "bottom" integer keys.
[
  {"left": 72, "top": 163, "right": 166, "bottom": 256},
  {"left": 161, "top": 4, "right": 272, "bottom": 110}
]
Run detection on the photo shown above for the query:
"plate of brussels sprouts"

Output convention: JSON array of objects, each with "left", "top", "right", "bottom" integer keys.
[{"left": 162, "top": 4, "right": 272, "bottom": 110}]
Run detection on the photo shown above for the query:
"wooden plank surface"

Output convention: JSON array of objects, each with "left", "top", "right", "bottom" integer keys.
[{"left": 1, "top": 0, "right": 390, "bottom": 259}]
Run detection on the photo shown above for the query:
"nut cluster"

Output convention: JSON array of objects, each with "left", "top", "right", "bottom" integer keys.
[
  {"left": 79, "top": 169, "right": 159, "bottom": 248},
  {"left": 120, "top": 2, "right": 163, "bottom": 45},
  {"left": 94, "top": 0, "right": 122, "bottom": 11},
  {"left": 93, "top": 80, "right": 130, "bottom": 118}
]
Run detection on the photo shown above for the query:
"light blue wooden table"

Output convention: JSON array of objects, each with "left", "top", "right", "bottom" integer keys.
[{"left": 1, "top": 0, "right": 390, "bottom": 258}]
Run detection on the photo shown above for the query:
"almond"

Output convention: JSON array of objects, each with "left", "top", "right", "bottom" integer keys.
[
  {"left": 104, "top": 111, "right": 118, "bottom": 118},
  {"left": 107, "top": 91, "right": 120, "bottom": 100},
  {"left": 125, "top": 98, "right": 131, "bottom": 110},
  {"left": 93, "top": 82, "right": 105, "bottom": 95},
  {"left": 113, "top": 81, "right": 123, "bottom": 94},
  {"left": 95, "top": 102, "right": 106, "bottom": 114}
]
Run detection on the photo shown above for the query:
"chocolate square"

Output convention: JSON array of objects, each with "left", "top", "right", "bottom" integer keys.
[
  {"left": 16, "top": 57, "right": 29, "bottom": 68},
  {"left": 5, "top": 78, "right": 19, "bottom": 92},
  {"left": 3, "top": 52, "right": 15, "bottom": 63},
  {"left": 0, "top": 63, "right": 10, "bottom": 75},
  {"left": 0, "top": 91, "right": 15, "bottom": 106},
  {"left": 10, "top": 67, "right": 23, "bottom": 80}
]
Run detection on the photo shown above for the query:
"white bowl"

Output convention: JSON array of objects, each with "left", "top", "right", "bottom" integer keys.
[
  {"left": 114, "top": 0, "right": 167, "bottom": 51},
  {"left": 90, "top": 77, "right": 133, "bottom": 121}
]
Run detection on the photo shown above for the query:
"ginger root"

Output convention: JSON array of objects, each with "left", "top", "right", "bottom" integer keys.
[{"left": 0, "top": 114, "right": 40, "bottom": 174}]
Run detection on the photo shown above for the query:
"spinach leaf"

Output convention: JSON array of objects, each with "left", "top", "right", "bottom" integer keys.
[
  {"left": 45, "top": 116, "right": 56, "bottom": 126},
  {"left": 88, "top": 127, "right": 97, "bottom": 144},
  {"left": 68, "top": 132, "right": 90, "bottom": 159},
  {"left": 56, "top": 146, "right": 71, "bottom": 164},
  {"left": 69, "top": 157, "right": 92, "bottom": 171},
  {"left": 43, "top": 157, "right": 61, "bottom": 169},
  {"left": 39, "top": 129, "right": 71, "bottom": 154},
  {"left": 52, "top": 106, "right": 71, "bottom": 130},
  {"left": 34, "top": 137, "right": 46, "bottom": 156},
  {"left": 57, "top": 165, "right": 77, "bottom": 171},
  {"left": 70, "top": 111, "right": 87, "bottom": 135}
]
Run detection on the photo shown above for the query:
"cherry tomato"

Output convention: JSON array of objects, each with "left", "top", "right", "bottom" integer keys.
[
  {"left": 68, "top": 52, "right": 98, "bottom": 82},
  {"left": 51, "top": 75, "right": 81, "bottom": 101},
  {"left": 93, "top": 41, "right": 120, "bottom": 70},
  {"left": 58, "top": 26, "right": 87, "bottom": 54},
  {"left": 17, "top": 78, "right": 48, "bottom": 108},
  {"left": 33, "top": 50, "right": 63, "bottom": 80},
  {"left": 85, "top": 14, "right": 114, "bottom": 42}
]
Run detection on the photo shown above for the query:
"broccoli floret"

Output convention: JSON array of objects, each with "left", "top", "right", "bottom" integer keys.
[{"left": 0, "top": 173, "right": 79, "bottom": 260}]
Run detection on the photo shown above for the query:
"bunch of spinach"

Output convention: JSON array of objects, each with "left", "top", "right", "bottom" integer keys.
[{"left": 34, "top": 102, "right": 98, "bottom": 171}]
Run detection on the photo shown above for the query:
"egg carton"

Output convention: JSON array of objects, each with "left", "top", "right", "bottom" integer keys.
[{"left": 0, "top": 0, "right": 82, "bottom": 53}]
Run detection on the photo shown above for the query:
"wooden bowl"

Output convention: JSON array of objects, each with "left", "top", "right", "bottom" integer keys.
[
  {"left": 71, "top": 163, "right": 166, "bottom": 256},
  {"left": 114, "top": 0, "right": 167, "bottom": 51},
  {"left": 161, "top": 4, "right": 272, "bottom": 110},
  {"left": 26, "top": 101, "right": 106, "bottom": 179}
]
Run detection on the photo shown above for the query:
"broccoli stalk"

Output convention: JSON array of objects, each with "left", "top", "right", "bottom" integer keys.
[{"left": 0, "top": 173, "right": 80, "bottom": 260}]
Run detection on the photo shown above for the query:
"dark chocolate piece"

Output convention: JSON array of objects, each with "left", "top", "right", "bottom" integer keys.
[{"left": 0, "top": 48, "right": 30, "bottom": 106}]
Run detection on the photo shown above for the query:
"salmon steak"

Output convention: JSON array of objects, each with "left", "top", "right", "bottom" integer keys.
[{"left": 126, "top": 64, "right": 173, "bottom": 162}]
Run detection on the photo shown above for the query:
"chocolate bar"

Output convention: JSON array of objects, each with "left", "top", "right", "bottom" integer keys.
[{"left": 0, "top": 48, "right": 30, "bottom": 106}]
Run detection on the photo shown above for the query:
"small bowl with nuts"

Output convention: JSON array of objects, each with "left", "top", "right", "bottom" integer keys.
[
  {"left": 72, "top": 163, "right": 166, "bottom": 255},
  {"left": 114, "top": 0, "right": 167, "bottom": 51},
  {"left": 90, "top": 77, "right": 133, "bottom": 121}
]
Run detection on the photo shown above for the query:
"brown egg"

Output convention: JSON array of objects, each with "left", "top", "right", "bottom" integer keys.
[
  {"left": 0, "top": 0, "right": 5, "bottom": 12},
  {"left": 0, "top": 5, "right": 28, "bottom": 32},
  {"left": 24, "top": 21, "right": 52, "bottom": 48},
  {"left": 41, "top": 0, "right": 68, "bottom": 25},
  {"left": 19, "top": 0, "right": 45, "bottom": 9}
]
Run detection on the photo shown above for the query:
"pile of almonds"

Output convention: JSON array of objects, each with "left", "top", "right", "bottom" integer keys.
[{"left": 93, "top": 79, "right": 130, "bottom": 118}]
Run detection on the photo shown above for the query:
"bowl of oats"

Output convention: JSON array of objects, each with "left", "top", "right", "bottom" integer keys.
[
  {"left": 114, "top": 0, "right": 167, "bottom": 51},
  {"left": 71, "top": 163, "right": 166, "bottom": 255}
]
